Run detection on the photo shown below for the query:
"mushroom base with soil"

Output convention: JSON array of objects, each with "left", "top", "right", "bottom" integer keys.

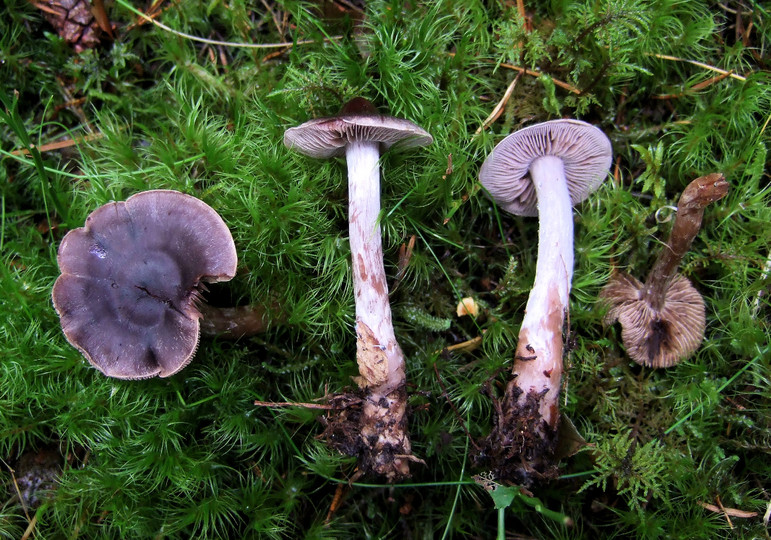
[
  {"left": 474, "top": 379, "right": 561, "bottom": 485},
  {"left": 322, "top": 385, "right": 417, "bottom": 481}
]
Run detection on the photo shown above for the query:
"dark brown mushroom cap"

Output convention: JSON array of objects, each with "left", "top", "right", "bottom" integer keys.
[
  {"left": 52, "top": 190, "right": 237, "bottom": 379},
  {"left": 283, "top": 97, "right": 433, "bottom": 159},
  {"left": 600, "top": 272, "right": 706, "bottom": 368},
  {"left": 479, "top": 119, "right": 612, "bottom": 217}
]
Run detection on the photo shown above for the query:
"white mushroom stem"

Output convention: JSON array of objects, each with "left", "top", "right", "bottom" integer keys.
[
  {"left": 346, "top": 139, "right": 411, "bottom": 480},
  {"left": 512, "top": 155, "right": 574, "bottom": 430},
  {"left": 346, "top": 140, "right": 406, "bottom": 395}
]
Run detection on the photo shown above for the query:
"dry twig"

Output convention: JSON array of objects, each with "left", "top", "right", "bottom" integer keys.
[
  {"left": 324, "top": 483, "right": 349, "bottom": 524},
  {"left": 698, "top": 500, "right": 758, "bottom": 520},
  {"left": 474, "top": 72, "right": 522, "bottom": 135},
  {"left": 647, "top": 53, "right": 747, "bottom": 82},
  {"left": 446, "top": 53, "right": 581, "bottom": 95},
  {"left": 253, "top": 399, "right": 339, "bottom": 410},
  {"left": 121, "top": 0, "right": 340, "bottom": 49},
  {"left": 653, "top": 70, "right": 735, "bottom": 99},
  {"left": 11, "top": 133, "right": 103, "bottom": 156}
]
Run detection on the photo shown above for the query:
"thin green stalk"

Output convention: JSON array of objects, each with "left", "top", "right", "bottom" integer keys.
[
  {"left": 0, "top": 194, "right": 5, "bottom": 253},
  {"left": 0, "top": 91, "right": 67, "bottom": 225},
  {"left": 440, "top": 412, "right": 471, "bottom": 540},
  {"left": 321, "top": 478, "right": 476, "bottom": 489}
]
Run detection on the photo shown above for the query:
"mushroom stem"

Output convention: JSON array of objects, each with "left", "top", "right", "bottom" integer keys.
[
  {"left": 347, "top": 140, "right": 406, "bottom": 392},
  {"left": 284, "top": 99, "right": 431, "bottom": 480},
  {"left": 346, "top": 139, "right": 410, "bottom": 480},
  {"left": 198, "top": 304, "right": 275, "bottom": 338},
  {"left": 642, "top": 173, "right": 728, "bottom": 311},
  {"left": 476, "top": 119, "right": 611, "bottom": 482},
  {"left": 510, "top": 155, "right": 573, "bottom": 430}
]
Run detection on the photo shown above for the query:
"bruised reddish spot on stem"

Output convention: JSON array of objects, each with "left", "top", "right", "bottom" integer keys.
[
  {"left": 511, "top": 283, "right": 566, "bottom": 429},
  {"left": 355, "top": 320, "right": 389, "bottom": 387},
  {"left": 371, "top": 274, "right": 387, "bottom": 297},
  {"left": 357, "top": 253, "right": 368, "bottom": 282},
  {"left": 548, "top": 402, "right": 560, "bottom": 424}
]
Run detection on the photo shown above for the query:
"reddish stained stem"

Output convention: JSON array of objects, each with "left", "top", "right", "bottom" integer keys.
[
  {"left": 508, "top": 155, "right": 574, "bottom": 433},
  {"left": 347, "top": 140, "right": 406, "bottom": 394},
  {"left": 478, "top": 156, "right": 576, "bottom": 482}
]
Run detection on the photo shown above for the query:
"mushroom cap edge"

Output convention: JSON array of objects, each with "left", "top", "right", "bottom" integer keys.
[{"left": 479, "top": 119, "right": 612, "bottom": 217}]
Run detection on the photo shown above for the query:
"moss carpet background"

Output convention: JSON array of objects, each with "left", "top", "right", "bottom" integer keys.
[{"left": 1, "top": 0, "right": 769, "bottom": 538}]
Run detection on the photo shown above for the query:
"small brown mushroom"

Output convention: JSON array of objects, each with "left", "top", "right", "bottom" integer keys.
[
  {"left": 52, "top": 190, "right": 238, "bottom": 379},
  {"left": 601, "top": 173, "right": 729, "bottom": 367}
]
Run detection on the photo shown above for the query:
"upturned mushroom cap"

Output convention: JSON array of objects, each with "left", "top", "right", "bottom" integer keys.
[
  {"left": 601, "top": 272, "right": 706, "bottom": 368},
  {"left": 479, "top": 119, "right": 613, "bottom": 216},
  {"left": 52, "top": 190, "right": 237, "bottom": 379},
  {"left": 283, "top": 97, "right": 433, "bottom": 159}
]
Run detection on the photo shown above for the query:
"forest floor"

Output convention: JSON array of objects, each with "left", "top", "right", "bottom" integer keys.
[{"left": 1, "top": 1, "right": 769, "bottom": 538}]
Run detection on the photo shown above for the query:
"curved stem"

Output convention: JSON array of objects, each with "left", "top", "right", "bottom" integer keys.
[
  {"left": 510, "top": 155, "right": 574, "bottom": 429},
  {"left": 643, "top": 173, "right": 728, "bottom": 310}
]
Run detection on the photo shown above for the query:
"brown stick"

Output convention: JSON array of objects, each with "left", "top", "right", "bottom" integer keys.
[
  {"left": 253, "top": 400, "right": 337, "bottom": 410},
  {"left": 445, "top": 53, "right": 581, "bottom": 95}
]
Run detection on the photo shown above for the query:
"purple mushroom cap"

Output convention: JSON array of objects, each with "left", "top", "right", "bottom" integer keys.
[
  {"left": 283, "top": 97, "right": 433, "bottom": 159},
  {"left": 52, "top": 190, "right": 237, "bottom": 379},
  {"left": 479, "top": 119, "right": 612, "bottom": 217}
]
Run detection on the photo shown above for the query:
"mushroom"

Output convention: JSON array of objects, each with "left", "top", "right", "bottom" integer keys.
[
  {"left": 284, "top": 97, "right": 432, "bottom": 480},
  {"left": 477, "top": 119, "right": 612, "bottom": 481},
  {"left": 601, "top": 173, "right": 729, "bottom": 367},
  {"left": 52, "top": 190, "right": 238, "bottom": 379}
]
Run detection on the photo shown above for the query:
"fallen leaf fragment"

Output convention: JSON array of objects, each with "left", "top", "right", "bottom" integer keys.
[{"left": 456, "top": 297, "right": 479, "bottom": 317}]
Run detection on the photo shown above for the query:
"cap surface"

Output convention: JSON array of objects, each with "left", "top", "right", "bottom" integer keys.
[
  {"left": 283, "top": 97, "right": 433, "bottom": 159},
  {"left": 600, "top": 272, "right": 705, "bottom": 368},
  {"left": 52, "top": 190, "right": 237, "bottom": 379},
  {"left": 479, "top": 119, "right": 612, "bottom": 216}
]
